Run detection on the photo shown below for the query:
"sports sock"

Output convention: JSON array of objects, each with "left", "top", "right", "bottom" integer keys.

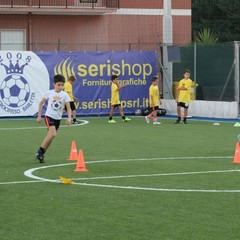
[{"left": 39, "top": 147, "right": 46, "bottom": 155}]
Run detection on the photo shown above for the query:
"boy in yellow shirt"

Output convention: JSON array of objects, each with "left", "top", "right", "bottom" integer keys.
[
  {"left": 175, "top": 69, "right": 192, "bottom": 124},
  {"left": 145, "top": 76, "right": 162, "bottom": 124},
  {"left": 64, "top": 75, "right": 80, "bottom": 124},
  {"left": 108, "top": 75, "right": 131, "bottom": 123}
]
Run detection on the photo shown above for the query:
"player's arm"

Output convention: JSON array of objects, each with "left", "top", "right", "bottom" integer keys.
[
  {"left": 65, "top": 101, "right": 72, "bottom": 125},
  {"left": 37, "top": 98, "right": 46, "bottom": 123},
  {"left": 117, "top": 81, "right": 125, "bottom": 91},
  {"left": 73, "top": 96, "right": 80, "bottom": 102}
]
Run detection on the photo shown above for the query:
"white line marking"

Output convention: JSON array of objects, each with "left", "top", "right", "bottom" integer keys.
[
  {"left": 70, "top": 169, "right": 240, "bottom": 181},
  {"left": 20, "top": 156, "right": 240, "bottom": 193},
  {"left": 0, "top": 120, "right": 89, "bottom": 131}
]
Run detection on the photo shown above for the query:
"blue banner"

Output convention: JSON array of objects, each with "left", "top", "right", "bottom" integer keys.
[{"left": 0, "top": 51, "right": 157, "bottom": 117}]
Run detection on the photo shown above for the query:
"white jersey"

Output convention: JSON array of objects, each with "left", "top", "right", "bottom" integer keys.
[{"left": 44, "top": 89, "right": 71, "bottom": 120}]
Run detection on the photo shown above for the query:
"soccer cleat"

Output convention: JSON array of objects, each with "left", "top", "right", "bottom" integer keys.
[
  {"left": 175, "top": 119, "right": 181, "bottom": 124},
  {"left": 145, "top": 116, "right": 150, "bottom": 124},
  {"left": 35, "top": 151, "right": 45, "bottom": 163},
  {"left": 123, "top": 118, "right": 131, "bottom": 122},
  {"left": 153, "top": 122, "right": 161, "bottom": 125},
  {"left": 72, "top": 120, "right": 81, "bottom": 124},
  {"left": 108, "top": 119, "right": 117, "bottom": 123}
]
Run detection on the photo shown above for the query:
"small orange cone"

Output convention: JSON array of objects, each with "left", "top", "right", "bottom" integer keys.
[
  {"left": 74, "top": 149, "right": 88, "bottom": 172},
  {"left": 232, "top": 142, "right": 240, "bottom": 163},
  {"left": 68, "top": 140, "right": 78, "bottom": 161}
]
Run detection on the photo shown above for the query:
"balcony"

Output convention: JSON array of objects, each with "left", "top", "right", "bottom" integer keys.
[{"left": 0, "top": 0, "right": 119, "bottom": 15}]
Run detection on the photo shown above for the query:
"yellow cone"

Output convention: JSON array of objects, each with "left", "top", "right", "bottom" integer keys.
[{"left": 59, "top": 176, "right": 74, "bottom": 184}]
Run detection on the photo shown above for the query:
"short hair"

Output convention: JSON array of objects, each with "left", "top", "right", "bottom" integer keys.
[
  {"left": 69, "top": 75, "right": 76, "bottom": 82},
  {"left": 111, "top": 75, "right": 118, "bottom": 81},
  {"left": 54, "top": 74, "right": 65, "bottom": 83},
  {"left": 152, "top": 75, "right": 158, "bottom": 82},
  {"left": 184, "top": 69, "right": 191, "bottom": 74}
]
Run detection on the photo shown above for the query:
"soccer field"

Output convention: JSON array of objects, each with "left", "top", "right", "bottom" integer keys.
[{"left": 0, "top": 117, "right": 239, "bottom": 240}]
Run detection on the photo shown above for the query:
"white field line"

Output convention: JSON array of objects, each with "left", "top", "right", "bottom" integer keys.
[
  {"left": 0, "top": 120, "right": 89, "bottom": 131},
  {"left": 21, "top": 156, "right": 240, "bottom": 193},
  {"left": 1, "top": 156, "right": 239, "bottom": 192}
]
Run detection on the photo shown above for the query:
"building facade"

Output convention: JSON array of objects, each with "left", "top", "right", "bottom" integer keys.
[{"left": 0, "top": 0, "right": 191, "bottom": 51}]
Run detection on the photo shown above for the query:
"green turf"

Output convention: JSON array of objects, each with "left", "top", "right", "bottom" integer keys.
[{"left": 0, "top": 117, "right": 239, "bottom": 240}]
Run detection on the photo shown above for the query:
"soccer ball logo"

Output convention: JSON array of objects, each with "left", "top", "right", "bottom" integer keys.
[
  {"left": 0, "top": 74, "right": 30, "bottom": 108},
  {"left": 51, "top": 99, "right": 62, "bottom": 111},
  {"left": 135, "top": 109, "right": 142, "bottom": 116}
]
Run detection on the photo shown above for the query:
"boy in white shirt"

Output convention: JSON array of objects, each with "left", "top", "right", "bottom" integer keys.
[{"left": 35, "top": 74, "right": 71, "bottom": 163}]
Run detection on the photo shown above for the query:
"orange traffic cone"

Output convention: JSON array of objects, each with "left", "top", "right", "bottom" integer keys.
[
  {"left": 232, "top": 142, "right": 240, "bottom": 163},
  {"left": 74, "top": 149, "right": 88, "bottom": 172},
  {"left": 68, "top": 141, "right": 78, "bottom": 161}
]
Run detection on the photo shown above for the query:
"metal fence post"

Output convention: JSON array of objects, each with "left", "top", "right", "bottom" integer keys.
[{"left": 234, "top": 41, "right": 240, "bottom": 116}]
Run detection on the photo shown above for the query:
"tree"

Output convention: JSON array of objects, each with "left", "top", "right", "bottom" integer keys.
[{"left": 192, "top": 0, "right": 240, "bottom": 42}]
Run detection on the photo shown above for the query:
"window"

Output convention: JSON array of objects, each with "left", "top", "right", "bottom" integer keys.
[{"left": 0, "top": 29, "right": 26, "bottom": 51}]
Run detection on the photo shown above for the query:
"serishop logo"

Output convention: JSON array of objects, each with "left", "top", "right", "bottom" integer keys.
[{"left": 0, "top": 52, "right": 35, "bottom": 114}]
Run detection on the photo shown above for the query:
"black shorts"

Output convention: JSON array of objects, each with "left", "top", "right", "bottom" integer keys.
[
  {"left": 65, "top": 101, "right": 76, "bottom": 111},
  {"left": 177, "top": 102, "right": 189, "bottom": 109},
  {"left": 112, "top": 104, "right": 121, "bottom": 109},
  {"left": 45, "top": 116, "right": 61, "bottom": 131},
  {"left": 151, "top": 106, "right": 159, "bottom": 111}
]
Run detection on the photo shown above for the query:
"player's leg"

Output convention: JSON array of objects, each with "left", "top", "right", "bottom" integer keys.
[
  {"left": 175, "top": 103, "right": 182, "bottom": 124},
  {"left": 152, "top": 106, "right": 161, "bottom": 125},
  {"left": 118, "top": 105, "right": 131, "bottom": 122},
  {"left": 145, "top": 107, "right": 153, "bottom": 123},
  {"left": 108, "top": 105, "right": 116, "bottom": 123},
  {"left": 71, "top": 102, "right": 80, "bottom": 124},
  {"left": 35, "top": 117, "right": 59, "bottom": 163},
  {"left": 183, "top": 105, "right": 189, "bottom": 124}
]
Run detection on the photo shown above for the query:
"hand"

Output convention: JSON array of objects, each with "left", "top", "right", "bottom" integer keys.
[
  {"left": 66, "top": 118, "right": 71, "bottom": 125},
  {"left": 37, "top": 116, "right": 41, "bottom": 124}
]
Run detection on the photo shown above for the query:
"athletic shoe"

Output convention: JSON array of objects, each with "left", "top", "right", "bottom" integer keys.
[
  {"left": 35, "top": 151, "right": 45, "bottom": 163},
  {"left": 145, "top": 116, "right": 150, "bottom": 124},
  {"left": 153, "top": 122, "right": 161, "bottom": 125},
  {"left": 123, "top": 118, "right": 131, "bottom": 122},
  {"left": 108, "top": 119, "right": 117, "bottom": 123},
  {"left": 72, "top": 120, "right": 81, "bottom": 124},
  {"left": 175, "top": 119, "right": 181, "bottom": 124}
]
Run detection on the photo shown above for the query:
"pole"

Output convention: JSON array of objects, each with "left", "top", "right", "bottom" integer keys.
[
  {"left": 234, "top": 41, "right": 240, "bottom": 116},
  {"left": 162, "top": 0, "right": 173, "bottom": 99}
]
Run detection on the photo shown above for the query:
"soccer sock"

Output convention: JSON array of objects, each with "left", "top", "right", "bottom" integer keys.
[
  {"left": 183, "top": 117, "right": 187, "bottom": 122},
  {"left": 39, "top": 147, "right": 46, "bottom": 155},
  {"left": 153, "top": 117, "right": 157, "bottom": 122},
  {"left": 178, "top": 116, "right": 181, "bottom": 120},
  {"left": 122, "top": 116, "right": 126, "bottom": 120},
  {"left": 73, "top": 118, "right": 76, "bottom": 122},
  {"left": 109, "top": 117, "right": 112, "bottom": 120}
]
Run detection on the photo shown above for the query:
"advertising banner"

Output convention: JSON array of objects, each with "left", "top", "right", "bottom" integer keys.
[{"left": 0, "top": 51, "right": 157, "bottom": 117}]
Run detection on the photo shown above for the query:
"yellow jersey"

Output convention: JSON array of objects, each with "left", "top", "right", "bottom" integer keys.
[
  {"left": 64, "top": 81, "right": 74, "bottom": 101},
  {"left": 178, "top": 78, "right": 192, "bottom": 104},
  {"left": 149, "top": 84, "right": 159, "bottom": 106},
  {"left": 111, "top": 83, "right": 120, "bottom": 105}
]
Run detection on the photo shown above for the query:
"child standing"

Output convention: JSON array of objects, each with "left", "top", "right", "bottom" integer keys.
[
  {"left": 145, "top": 76, "right": 162, "bottom": 124},
  {"left": 64, "top": 75, "right": 80, "bottom": 124},
  {"left": 108, "top": 74, "right": 131, "bottom": 123},
  {"left": 175, "top": 69, "right": 192, "bottom": 124},
  {"left": 35, "top": 74, "right": 71, "bottom": 163}
]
